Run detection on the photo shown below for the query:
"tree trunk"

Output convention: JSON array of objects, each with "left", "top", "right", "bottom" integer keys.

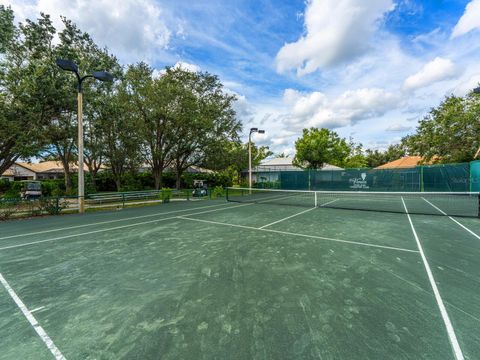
[
  {"left": 175, "top": 166, "right": 182, "bottom": 189},
  {"left": 153, "top": 167, "right": 163, "bottom": 190},
  {"left": 175, "top": 173, "right": 181, "bottom": 189},
  {"left": 115, "top": 178, "right": 121, "bottom": 192}
]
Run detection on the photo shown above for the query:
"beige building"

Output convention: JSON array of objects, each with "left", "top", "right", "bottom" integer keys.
[{"left": 0, "top": 161, "right": 90, "bottom": 181}]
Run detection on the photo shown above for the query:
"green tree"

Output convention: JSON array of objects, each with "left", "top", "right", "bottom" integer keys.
[
  {"left": 165, "top": 67, "right": 241, "bottom": 188},
  {"left": 98, "top": 83, "right": 142, "bottom": 191},
  {"left": 202, "top": 141, "right": 272, "bottom": 184},
  {"left": 342, "top": 140, "right": 367, "bottom": 168},
  {"left": 364, "top": 144, "right": 406, "bottom": 168},
  {"left": 123, "top": 62, "right": 177, "bottom": 189},
  {"left": 403, "top": 94, "right": 480, "bottom": 163},
  {"left": 293, "top": 128, "right": 350, "bottom": 169},
  {"left": 0, "top": 8, "right": 50, "bottom": 175}
]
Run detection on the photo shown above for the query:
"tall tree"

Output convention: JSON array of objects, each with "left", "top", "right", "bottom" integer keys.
[
  {"left": 403, "top": 94, "right": 480, "bottom": 163},
  {"left": 0, "top": 8, "right": 50, "bottom": 175},
  {"left": 124, "top": 63, "right": 177, "bottom": 189},
  {"left": 293, "top": 128, "right": 350, "bottom": 169},
  {"left": 165, "top": 68, "right": 241, "bottom": 188},
  {"left": 98, "top": 83, "right": 142, "bottom": 191}
]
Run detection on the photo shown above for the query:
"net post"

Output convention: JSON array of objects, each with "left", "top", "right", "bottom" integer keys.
[
  {"left": 477, "top": 193, "right": 480, "bottom": 218},
  {"left": 314, "top": 192, "right": 318, "bottom": 207}
]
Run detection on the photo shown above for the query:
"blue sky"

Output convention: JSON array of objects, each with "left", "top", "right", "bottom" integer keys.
[{"left": 3, "top": 0, "right": 480, "bottom": 155}]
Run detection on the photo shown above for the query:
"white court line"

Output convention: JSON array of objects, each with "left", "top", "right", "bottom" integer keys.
[
  {"left": 0, "top": 273, "right": 66, "bottom": 360},
  {"left": 257, "top": 198, "right": 360, "bottom": 230},
  {"left": 401, "top": 197, "right": 464, "bottom": 360},
  {"left": 0, "top": 203, "right": 252, "bottom": 252},
  {"left": 0, "top": 202, "right": 232, "bottom": 241},
  {"left": 259, "top": 207, "right": 316, "bottom": 229},
  {"left": 422, "top": 197, "right": 480, "bottom": 241},
  {"left": 177, "top": 216, "right": 419, "bottom": 253},
  {"left": 319, "top": 198, "right": 340, "bottom": 207}
]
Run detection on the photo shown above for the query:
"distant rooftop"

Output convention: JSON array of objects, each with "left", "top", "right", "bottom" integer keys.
[
  {"left": 375, "top": 156, "right": 435, "bottom": 169},
  {"left": 255, "top": 156, "right": 343, "bottom": 171}
]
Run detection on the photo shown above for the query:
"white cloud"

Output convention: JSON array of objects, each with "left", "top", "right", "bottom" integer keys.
[
  {"left": 171, "top": 61, "right": 200, "bottom": 72},
  {"left": 282, "top": 88, "right": 399, "bottom": 129},
  {"left": 385, "top": 123, "right": 412, "bottom": 132},
  {"left": 451, "top": 0, "right": 480, "bottom": 38},
  {"left": 1, "top": 0, "right": 172, "bottom": 63},
  {"left": 403, "top": 57, "right": 459, "bottom": 91},
  {"left": 275, "top": 0, "right": 395, "bottom": 76}
]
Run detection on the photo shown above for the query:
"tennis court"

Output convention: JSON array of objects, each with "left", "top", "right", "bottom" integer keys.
[{"left": 0, "top": 190, "right": 479, "bottom": 359}]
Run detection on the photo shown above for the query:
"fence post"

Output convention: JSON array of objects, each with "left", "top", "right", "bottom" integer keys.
[{"left": 420, "top": 166, "right": 424, "bottom": 192}]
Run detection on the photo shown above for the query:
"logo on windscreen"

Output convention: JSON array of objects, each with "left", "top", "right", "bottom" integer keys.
[{"left": 349, "top": 173, "right": 369, "bottom": 189}]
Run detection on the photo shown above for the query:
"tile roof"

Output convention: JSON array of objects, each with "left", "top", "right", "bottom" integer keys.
[
  {"left": 375, "top": 156, "right": 433, "bottom": 169},
  {"left": 16, "top": 161, "right": 89, "bottom": 173}
]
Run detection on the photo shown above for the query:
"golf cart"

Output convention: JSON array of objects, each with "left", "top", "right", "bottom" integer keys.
[
  {"left": 192, "top": 180, "right": 208, "bottom": 197},
  {"left": 21, "top": 181, "right": 42, "bottom": 200}
]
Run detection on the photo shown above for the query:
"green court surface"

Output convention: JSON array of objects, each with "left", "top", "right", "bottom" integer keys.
[{"left": 0, "top": 198, "right": 479, "bottom": 359}]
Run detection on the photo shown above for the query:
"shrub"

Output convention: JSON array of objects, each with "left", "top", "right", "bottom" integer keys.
[
  {"left": 211, "top": 186, "right": 225, "bottom": 198},
  {"left": 0, "top": 199, "right": 19, "bottom": 220},
  {"left": 38, "top": 197, "right": 68, "bottom": 215},
  {"left": 160, "top": 188, "right": 172, "bottom": 203}
]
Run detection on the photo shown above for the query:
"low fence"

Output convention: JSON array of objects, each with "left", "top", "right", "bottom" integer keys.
[{"left": 0, "top": 188, "right": 225, "bottom": 221}]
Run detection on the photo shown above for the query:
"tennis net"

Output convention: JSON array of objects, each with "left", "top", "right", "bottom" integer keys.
[{"left": 225, "top": 188, "right": 480, "bottom": 217}]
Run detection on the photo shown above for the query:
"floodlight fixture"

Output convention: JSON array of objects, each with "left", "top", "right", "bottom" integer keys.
[
  {"left": 93, "top": 71, "right": 114, "bottom": 82},
  {"left": 56, "top": 58, "right": 78, "bottom": 73},
  {"left": 248, "top": 128, "right": 266, "bottom": 190}
]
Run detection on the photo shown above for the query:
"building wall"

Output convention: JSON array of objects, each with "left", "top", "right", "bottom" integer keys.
[{"left": 10, "top": 165, "right": 37, "bottom": 180}]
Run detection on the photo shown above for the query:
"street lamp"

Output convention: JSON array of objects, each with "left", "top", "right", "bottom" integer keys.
[
  {"left": 248, "top": 127, "right": 265, "bottom": 189},
  {"left": 473, "top": 87, "right": 480, "bottom": 158},
  {"left": 56, "top": 59, "right": 113, "bottom": 213}
]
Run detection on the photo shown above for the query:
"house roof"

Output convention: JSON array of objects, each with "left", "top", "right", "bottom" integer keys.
[
  {"left": 260, "top": 157, "right": 296, "bottom": 167},
  {"left": 256, "top": 156, "right": 343, "bottom": 171},
  {"left": 1, "top": 169, "right": 14, "bottom": 177},
  {"left": 375, "top": 156, "right": 433, "bottom": 169},
  {"left": 16, "top": 161, "right": 89, "bottom": 173}
]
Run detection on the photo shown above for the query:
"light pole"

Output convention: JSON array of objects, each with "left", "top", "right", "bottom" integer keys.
[
  {"left": 248, "top": 127, "right": 265, "bottom": 189},
  {"left": 56, "top": 59, "right": 113, "bottom": 213},
  {"left": 474, "top": 87, "right": 480, "bottom": 159}
]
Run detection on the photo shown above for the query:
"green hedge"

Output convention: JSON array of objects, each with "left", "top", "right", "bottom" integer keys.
[{"left": 0, "top": 170, "right": 234, "bottom": 198}]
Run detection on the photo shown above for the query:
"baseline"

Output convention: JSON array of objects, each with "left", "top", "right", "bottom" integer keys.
[
  {"left": 0, "top": 203, "right": 252, "bottom": 252},
  {"left": 0, "top": 202, "right": 232, "bottom": 241},
  {"left": 401, "top": 197, "right": 464, "bottom": 360},
  {"left": 0, "top": 273, "right": 66, "bottom": 360}
]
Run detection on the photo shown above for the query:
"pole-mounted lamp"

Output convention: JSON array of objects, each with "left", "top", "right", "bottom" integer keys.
[
  {"left": 472, "top": 87, "right": 480, "bottom": 159},
  {"left": 248, "top": 127, "right": 265, "bottom": 190},
  {"left": 56, "top": 59, "right": 113, "bottom": 213}
]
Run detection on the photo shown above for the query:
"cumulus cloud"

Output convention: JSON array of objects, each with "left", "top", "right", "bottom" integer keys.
[
  {"left": 275, "top": 0, "right": 395, "bottom": 76},
  {"left": 1, "top": 0, "right": 172, "bottom": 63},
  {"left": 385, "top": 123, "right": 412, "bottom": 132},
  {"left": 403, "top": 57, "right": 459, "bottom": 91},
  {"left": 283, "top": 88, "right": 399, "bottom": 129},
  {"left": 451, "top": 0, "right": 480, "bottom": 38}
]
